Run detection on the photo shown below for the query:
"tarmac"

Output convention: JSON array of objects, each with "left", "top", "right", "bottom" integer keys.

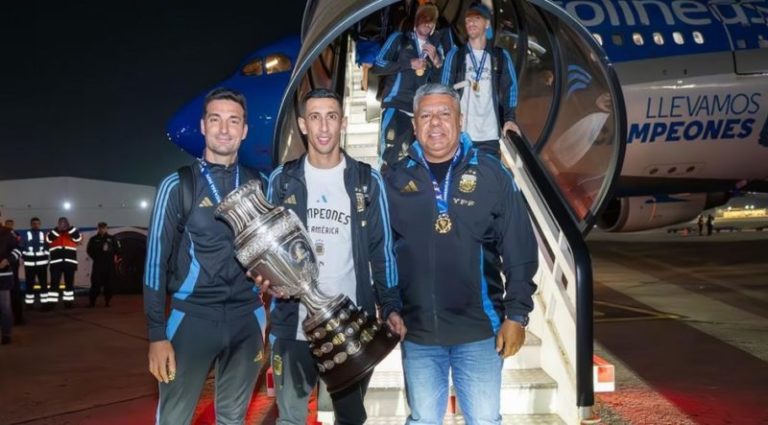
[{"left": 1, "top": 230, "right": 766, "bottom": 424}]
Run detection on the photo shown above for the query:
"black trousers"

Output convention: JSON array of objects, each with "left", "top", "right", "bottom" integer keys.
[
  {"left": 24, "top": 265, "right": 48, "bottom": 306},
  {"left": 380, "top": 108, "right": 415, "bottom": 170},
  {"left": 273, "top": 337, "right": 372, "bottom": 425},
  {"left": 49, "top": 263, "right": 76, "bottom": 305},
  {"left": 89, "top": 264, "right": 114, "bottom": 305},
  {"left": 10, "top": 265, "right": 23, "bottom": 323},
  {"left": 156, "top": 310, "right": 264, "bottom": 425}
]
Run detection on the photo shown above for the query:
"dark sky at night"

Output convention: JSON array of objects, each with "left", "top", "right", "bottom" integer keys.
[{"left": 2, "top": 0, "right": 306, "bottom": 186}]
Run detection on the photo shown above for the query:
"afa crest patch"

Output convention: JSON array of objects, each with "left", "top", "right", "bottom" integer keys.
[
  {"left": 458, "top": 173, "right": 477, "bottom": 193},
  {"left": 272, "top": 354, "right": 283, "bottom": 376}
]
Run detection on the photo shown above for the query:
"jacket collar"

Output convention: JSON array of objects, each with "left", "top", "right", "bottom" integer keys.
[
  {"left": 405, "top": 132, "right": 479, "bottom": 169},
  {"left": 283, "top": 150, "right": 354, "bottom": 179}
]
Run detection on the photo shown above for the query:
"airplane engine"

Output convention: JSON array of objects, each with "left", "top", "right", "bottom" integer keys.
[{"left": 597, "top": 192, "right": 730, "bottom": 232}]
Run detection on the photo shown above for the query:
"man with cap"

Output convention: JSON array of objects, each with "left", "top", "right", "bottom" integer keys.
[
  {"left": 441, "top": 2, "right": 520, "bottom": 158},
  {"left": 372, "top": 2, "right": 445, "bottom": 169},
  {"left": 86, "top": 222, "right": 121, "bottom": 307}
]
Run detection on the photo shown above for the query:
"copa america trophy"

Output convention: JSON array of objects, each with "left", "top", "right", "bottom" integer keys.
[{"left": 215, "top": 180, "right": 399, "bottom": 393}]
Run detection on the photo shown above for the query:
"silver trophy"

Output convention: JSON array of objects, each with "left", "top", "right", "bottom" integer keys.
[{"left": 215, "top": 180, "right": 398, "bottom": 393}]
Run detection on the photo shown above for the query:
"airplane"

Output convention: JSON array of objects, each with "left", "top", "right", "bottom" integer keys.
[{"left": 166, "top": 0, "right": 768, "bottom": 233}]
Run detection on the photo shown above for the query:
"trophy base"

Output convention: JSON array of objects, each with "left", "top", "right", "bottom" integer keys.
[{"left": 304, "top": 298, "right": 399, "bottom": 394}]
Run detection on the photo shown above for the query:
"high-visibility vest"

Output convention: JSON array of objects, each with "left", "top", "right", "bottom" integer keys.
[
  {"left": 21, "top": 230, "right": 49, "bottom": 267},
  {"left": 47, "top": 227, "right": 81, "bottom": 265}
]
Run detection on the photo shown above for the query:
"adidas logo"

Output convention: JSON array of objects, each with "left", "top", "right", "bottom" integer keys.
[
  {"left": 285, "top": 194, "right": 297, "bottom": 205},
  {"left": 199, "top": 197, "right": 213, "bottom": 208},
  {"left": 401, "top": 180, "right": 419, "bottom": 193}
]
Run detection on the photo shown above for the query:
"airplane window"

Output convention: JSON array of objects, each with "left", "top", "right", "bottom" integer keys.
[
  {"left": 592, "top": 33, "right": 603, "bottom": 46},
  {"left": 633, "top": 33, "right": 644, "bottom": 46},
  {"left": 673, "top": 32, "right": 684, "bottom": 45},
  {"left": 612, "top": 34, "right": 623, "bottom": 46},
  {"left": 653, "top": 32, "right": 664, "bottom": 45},
  {"left": 241, "top": 59, "right": 264, "bottom": 76},
  {"left": 265, "top": 54, "right": 292, "bottom": 75},
  {"left": 692, "top": 31, "right": 704, "bottom": 44}
]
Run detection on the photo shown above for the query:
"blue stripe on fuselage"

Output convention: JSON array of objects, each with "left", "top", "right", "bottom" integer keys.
[{"left": 553, "top": 0, "right": 768, "bottom": 63}]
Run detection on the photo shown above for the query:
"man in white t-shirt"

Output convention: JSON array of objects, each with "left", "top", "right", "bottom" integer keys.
[
  {"left": 441, "top": 2, "right": 520, "bottom": 157},
  {"left": 263, "top": 88, "right": 406, "bottom": 425}
]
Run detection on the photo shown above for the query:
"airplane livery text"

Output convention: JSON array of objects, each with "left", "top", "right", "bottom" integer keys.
[{"left": 628, "top": 92, "right": 762, "bottom": 143}]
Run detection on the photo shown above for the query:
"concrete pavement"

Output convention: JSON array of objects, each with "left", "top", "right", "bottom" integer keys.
[{"left": 1, "top": 230, "right": 766, "bottom": 424}]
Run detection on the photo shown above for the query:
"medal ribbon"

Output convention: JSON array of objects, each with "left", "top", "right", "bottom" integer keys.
[
  {"left": 468, "top": 48, "right": 488, "bottom": 87},
  {"left": 419, "top": 148, "right": 462, "bottom": 218},
  {"left": 199, "top": 159, "right": 240, "bottom": 205}
]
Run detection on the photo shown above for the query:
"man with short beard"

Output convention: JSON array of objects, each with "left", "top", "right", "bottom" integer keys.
[
  {"left": 144, "top": 88, "right": 265, "bottom": 425},
  {"left": 263, "top": 88, "right": 405, "bottom": 425}
]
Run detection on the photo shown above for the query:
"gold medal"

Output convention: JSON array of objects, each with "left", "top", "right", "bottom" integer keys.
[
  {"left": 472, "top": 80, "right": 479, "bottom": 91},
  {"left": 435, "top": 214, "right": 453, "bottom": 234},
  {"left": 415, "top": 68, "right": 425, "bottom": 77}
]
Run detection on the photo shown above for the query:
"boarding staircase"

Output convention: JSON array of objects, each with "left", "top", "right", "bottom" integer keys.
[{"left": 326, "top": 40, "right": 607, "bottom": 425}]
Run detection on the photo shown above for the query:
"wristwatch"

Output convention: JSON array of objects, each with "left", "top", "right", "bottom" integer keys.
[{"left": 507, "top": 314, "right": 529, "bottom": 328}]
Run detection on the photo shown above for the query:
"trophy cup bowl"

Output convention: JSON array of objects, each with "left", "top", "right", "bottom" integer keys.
[{"left": 215, "top": 180, "right": 399, "bottom": 393}]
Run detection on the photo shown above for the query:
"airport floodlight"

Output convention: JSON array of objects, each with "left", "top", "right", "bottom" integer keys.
[
  {"left": 140, "top": 200, "right": 149, "bottom": 209},
  {"left": 63, "top": 201, "right": 72, "bottom": 210}
]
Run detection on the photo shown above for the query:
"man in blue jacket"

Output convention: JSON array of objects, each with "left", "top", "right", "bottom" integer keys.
[
  {"left": 384, "top": 83, "right": 538, "bottom": 424},
  {"left": 371, "top": 3, "right": 445, "bottom": 169},
  {"left": 143, "top": 88, "right": 264, "bottom": 425},
  {"left": 265, "top": 88, "right": 405, "bottom": 425}
]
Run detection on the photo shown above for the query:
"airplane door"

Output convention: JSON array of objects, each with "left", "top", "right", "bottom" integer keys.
[
  {"left": 502, "top": 0, "right": 626, "bottom": 233},
  {"left": 275, "top": 0, "right": 626, "bottom": 233},
  {"left": 709, "top": 0, "right": 768, "bottom": 74},
  {"left": 274, "top": 0, "right": 399, "bottom": 165}
]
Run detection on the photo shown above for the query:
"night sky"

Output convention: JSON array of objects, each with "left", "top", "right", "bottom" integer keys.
[{"left": 2, "top": 0, "right": 306, "bottom": 186}]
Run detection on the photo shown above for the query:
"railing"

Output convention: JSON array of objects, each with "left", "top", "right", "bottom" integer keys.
[{"left": 501, "top": 131, "right": 595, "bottom": 422}]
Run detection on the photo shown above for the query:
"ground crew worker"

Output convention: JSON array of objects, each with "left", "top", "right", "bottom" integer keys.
[
  {"left": 19, "top": 217, "right": 49, "bottom": 310},
  {"left": 47, "top": 217, "right": 81, "bottom": 308}
]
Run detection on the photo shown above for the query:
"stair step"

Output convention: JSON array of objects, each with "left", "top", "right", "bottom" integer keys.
[
  {"left": 346, "top": 122, "right": 380, "bottom": 134},
  {"left": 364, "top": 414, "right": 566, "bottom": 425}
]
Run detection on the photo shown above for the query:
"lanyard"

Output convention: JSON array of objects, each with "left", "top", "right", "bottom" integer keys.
[
  {"left": 199, "top": 159, "right": 240, "bottom": 205},
  {"left": 468, "top": 48, "right": 488, "bottom": 84},
  {"left": 419, "top": 148, "right": 462, "bottom": 216}
]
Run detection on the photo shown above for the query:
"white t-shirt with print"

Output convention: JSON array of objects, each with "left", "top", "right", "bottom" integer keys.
[
  {"left": 461, "top": 48, "right": 499, "bottom": 141},
  {"left": 296, "top": 157, "right": 358, "bottom": 340}
]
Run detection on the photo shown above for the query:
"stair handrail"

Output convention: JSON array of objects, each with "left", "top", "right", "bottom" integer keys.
[{"left": 501, "top": 131, "right": 594, "bottom": 419}]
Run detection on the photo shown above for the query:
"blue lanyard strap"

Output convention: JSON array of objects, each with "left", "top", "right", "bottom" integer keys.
[
  {"left": 468, "top": 48, "right": 488, "bottom": 84},
  {"left": 199, "top": 159, "right": 240, "bottom": 205},
  {"left": 419, "top": 148, "right": 462, "bottom": 215}
]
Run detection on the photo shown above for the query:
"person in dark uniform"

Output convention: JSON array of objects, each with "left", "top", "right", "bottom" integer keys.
[
  {"left": 0, "top": 211, "right": 20, "bottom": 344},
  {"left": 4, "top": 219, "right": 23, "bottom": 325},
  {"left": 86, "top": 222, "right": 120, "bottom": 307},
  {"left": 19, "top": 217, "right": 49, "bottom": 311},
  {"left": 144, "top": 88, "right": 265, "bottom": 425}
]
